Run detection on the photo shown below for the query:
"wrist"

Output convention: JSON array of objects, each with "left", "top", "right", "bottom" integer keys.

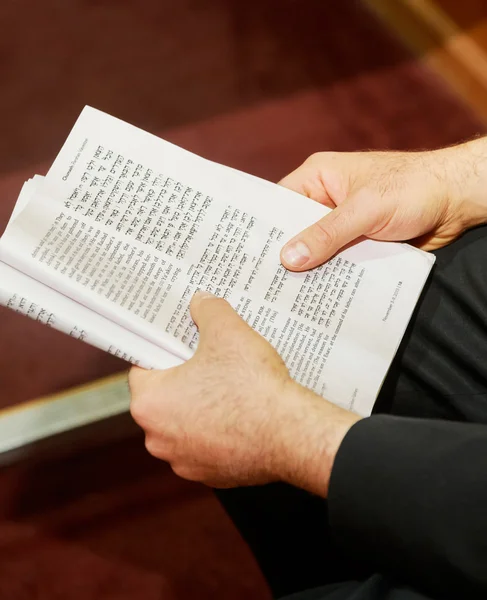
[
  {"left": 437, "top": 137, "right": 487, "bottom": 229},
  {"left": 270, "top": 381, "right": 360, "bottom": 497}
]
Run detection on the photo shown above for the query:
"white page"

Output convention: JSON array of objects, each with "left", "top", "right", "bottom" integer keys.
[
  {"left": 0, "top": 107, "right": 435, "bottom": 414},
  {"left": 0, "top": 262, "right": 182, "bottom": 370},
  {"left": 0, "top": 183, "right": 181, "bottom": 370}
]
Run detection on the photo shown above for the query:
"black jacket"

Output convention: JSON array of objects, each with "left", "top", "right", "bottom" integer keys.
[{"left": 301, "top": 415, "right": 487, "bottom": 599}]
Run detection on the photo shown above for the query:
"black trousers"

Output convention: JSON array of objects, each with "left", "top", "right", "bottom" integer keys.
[{"left": 215, "top": 225, "right": 487, "bottom": 600}]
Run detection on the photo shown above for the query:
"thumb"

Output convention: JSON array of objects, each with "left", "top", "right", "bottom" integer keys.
[
  {"left": 280, "top": 193, "right": 379, "bottom": 271},
  {"left": 190, "top": 291, "right": 245, "bottom": 346}
]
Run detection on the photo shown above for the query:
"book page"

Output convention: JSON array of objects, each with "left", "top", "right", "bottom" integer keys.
[
  {"left": 0, "top": 262, "right": 182, "bottom": 370},
  {"left": 0, "top": 107, "right": 435, "bottom": 415},
  {"left": 0, "top": 183, "right": 181, "bottom": 370}
]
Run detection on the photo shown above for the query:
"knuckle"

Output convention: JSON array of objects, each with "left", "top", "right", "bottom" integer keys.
[
  {"left": 127, "top": 367, "right": 143, "bottom": 393},
  {"left": 144, "top": 428, "right": 177, "bottom": 462},
  {"left": 130, "top": 396, "right": 148, "bottom": 426},
  {"left": 312, "top": 205, "right": 358, "bottom": 250},
  {"left": 172, "top": 463, "right": 201, "bottom": 483},
  {"left": 144, "top": 436, "right": 160, "bottom": 458},
  {"left": 305, "top": 151, "right": 326, "bottom": 165},
  {"left": 305, "top": 151, "right": 340, "bottom": 167},
  {"left": 312, "top": 219, "right": 336, "bottom": 248}
]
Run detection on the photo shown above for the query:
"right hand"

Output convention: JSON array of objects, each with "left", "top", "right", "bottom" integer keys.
[
  {"left": 279, "top": 139, "right": 487, "bottom": 271},
  {"left": 129, "top": 291, "right": 359, "bottom": 496}
]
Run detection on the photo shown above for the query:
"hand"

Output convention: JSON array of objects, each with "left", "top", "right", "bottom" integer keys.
[
  {"left": 129, "top": 291, "right": 359, "bottom": 495},
  {"left": 280, "top": 138, "right": 487, "bottom": 271}
]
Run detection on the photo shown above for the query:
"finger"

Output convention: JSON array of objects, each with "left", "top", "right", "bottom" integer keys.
[
  {"left": 128, "top": 365, "right": 179, "bottom": 427},
  {"left": 278, "top": 160, "right": 334, "bottom": 207},
  {"left": 127, "top": 365, "right": 147, "bottom": 394},
  {"left": 190, "top": 291, "right": 247, "bottom": 346},
  {"left": 128, "top": 364, "right": 171, "bottom": 392},
  {"left": 280, "top": 193, "right": 380, "bottom": 271}
]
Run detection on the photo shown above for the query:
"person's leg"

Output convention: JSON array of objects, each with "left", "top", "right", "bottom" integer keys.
[
  {"left": 376, "top": 224, "right": 487, "bottom": 423},
  {"left": 216, "top": 483, "right": 368, "bottom": 598},
  {"left": 281, "top": 575, "right": 433, "bottom": 600},
  {"left": 217, "top": 225, "right": 487, "bottom": 598}
]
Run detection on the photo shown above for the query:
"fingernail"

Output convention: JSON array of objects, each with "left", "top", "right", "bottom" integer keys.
[
  {"left": 194, "top": 289, "right": 215, "bottom": 300},
  {"left": 281, "top": 241, "right": 311, "bottom": 267}
]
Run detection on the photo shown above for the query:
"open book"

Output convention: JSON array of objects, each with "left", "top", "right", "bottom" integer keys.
[{"left": 0, "top": 107, "right": 435, "bottom": 416}]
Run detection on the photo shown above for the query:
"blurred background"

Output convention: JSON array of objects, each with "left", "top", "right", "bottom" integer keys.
[{"left": 0, "top": 0, "right": 485, "bottom": 598}]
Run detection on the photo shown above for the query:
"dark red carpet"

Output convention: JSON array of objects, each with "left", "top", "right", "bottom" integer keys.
[{"left": 0, "top": 0, "right": 484, "bottom": 598}]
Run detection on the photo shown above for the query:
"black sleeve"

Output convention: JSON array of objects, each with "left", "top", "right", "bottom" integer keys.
[{"left": 328, "top": 415, "right": 487, "bottom": 600}]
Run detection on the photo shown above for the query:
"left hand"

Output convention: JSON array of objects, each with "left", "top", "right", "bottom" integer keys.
[
  {"left": 279, "top": 142, "right": 487, "bottom": 271},
  {"left": 129, "top": 291, "right": 359, "bottom": 494}
]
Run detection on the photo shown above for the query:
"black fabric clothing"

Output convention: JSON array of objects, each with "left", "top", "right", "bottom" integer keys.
[
  {"left": 328, "top": 416, "right": 487, "bottom": 599},
  {"left": 284, "top": 576, "right": 431, "bottom": 600},
  {"left": 283, "top": 578, "right": 464, "bottom": 600},
  {"left": 216, "top": 225, "right": 487, "bottom": 600}
]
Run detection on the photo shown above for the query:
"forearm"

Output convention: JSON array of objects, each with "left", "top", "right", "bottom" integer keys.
[
  {"left": 271, "top": 382, "right": 360, "bottom": 497},
  {"left": 440, "top": 136, "right": 487, "bottom": 229}
]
